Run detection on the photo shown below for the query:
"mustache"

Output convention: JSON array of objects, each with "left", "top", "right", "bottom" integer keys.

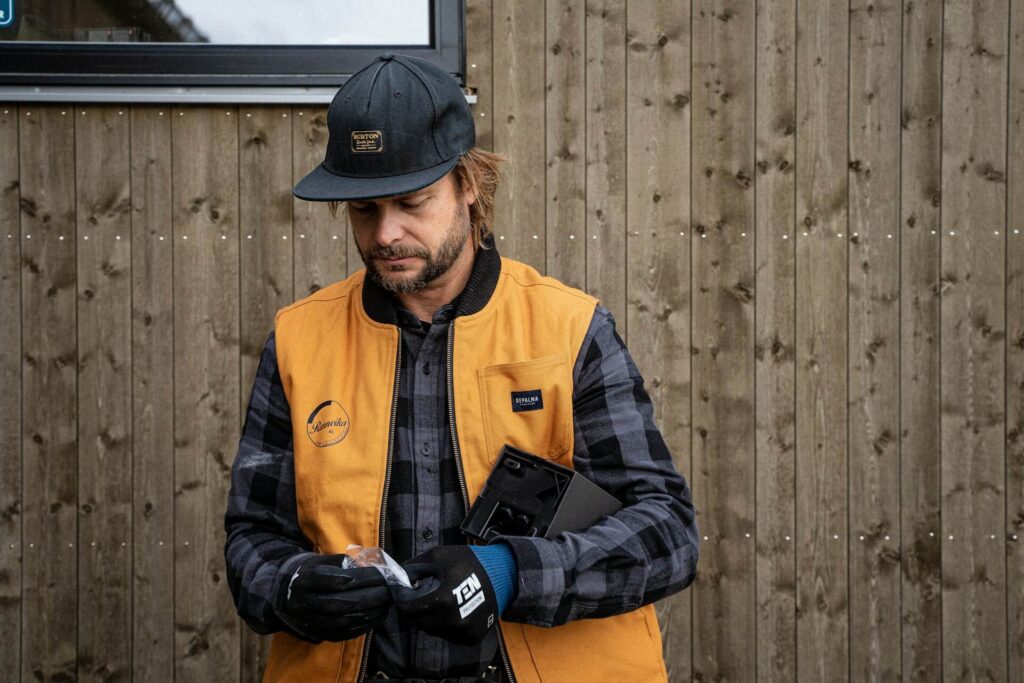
[{"left": 368, "top": 245, "right": 430, "bottom": 260}]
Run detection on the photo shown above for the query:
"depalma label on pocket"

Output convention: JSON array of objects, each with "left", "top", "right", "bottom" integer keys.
[{"left": 510, "top": 389, "right": 543, "bottom": 413}]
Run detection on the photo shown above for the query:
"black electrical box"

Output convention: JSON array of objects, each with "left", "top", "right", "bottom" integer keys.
[{"left": 461, "top": 444, "right": 623, "bottom": 542}]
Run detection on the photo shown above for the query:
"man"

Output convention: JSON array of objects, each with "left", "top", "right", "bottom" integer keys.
[{"left": 225, "top": 53, "right": 699, "bottom": 683}]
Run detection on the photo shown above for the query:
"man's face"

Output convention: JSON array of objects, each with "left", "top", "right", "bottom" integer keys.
[{"left": 348, "top": 173, "right": 475, "bottom": 294}]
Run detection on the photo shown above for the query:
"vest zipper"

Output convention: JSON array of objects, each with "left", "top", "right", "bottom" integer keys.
[
  {"left": 356, "top": 339, "right": 403, "bottom": 683},
  {"left": 446, "top": 324, "right": 518, "bottom": 683}
]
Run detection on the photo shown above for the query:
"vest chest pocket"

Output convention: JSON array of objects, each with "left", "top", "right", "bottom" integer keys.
[{"left": 477, "top": 353, "right": 573, "bottom": 463}]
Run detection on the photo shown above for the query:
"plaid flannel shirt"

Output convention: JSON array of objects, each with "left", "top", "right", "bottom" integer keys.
[{"left": 224, "top": 245, "right": 699, "bottom": 679}]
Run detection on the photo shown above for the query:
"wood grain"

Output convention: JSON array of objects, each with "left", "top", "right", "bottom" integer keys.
[
  {"left": 690, "top": 1, "right": 757, "bottom": 681},
  {"left": 1007, "top": 0, "right": 1024, "bottom": 677},
  {"left": 847, "top": 2, "right": 902, "bottom": 680},
  {"left": 754, "top": 0, "right": 798, "bottom": 679},
  {"left": 624, "top": 2, "right": 693, "bottom": 680},
  {"left": 794, "top": 0, "right": 850, "bottom": 679},
  {"left": 20, "top": 104, "right": 79, "bottom": 682},
  {"left": 75, "top": 105, "right": 133, "bottom": 681},
  {"left": 466, "top": 0, "right": 495, "bottom": 151},
  {"left": 899, "top": 0, "right": 944, "bottom": 680},
  {"left": 492, "top": 0, "right": 546, "bottom": 269},
  {"left": 0, "top": 104, "right": 22, "bottom": 683},
  {"left": 585, "top": 0, "right": 627, "bottom": 321},
  {"left": 240, "top": 105, "right": 294, "bottom": 342},
  {"left": 172, "top": 106, "right": 241, "bottom": 682},
  {"left": 129, "top": 105, "right": 176, "bottom": 681},
  {"left": 238, "top": 105, "right": 295, "bottom": 682},
  {"left": 940, "top": 0, "right": 1009, "bottom": 679},
  {"left": 291, "top": 107, "right": 350, "bottom": 291},
  {"left": 2, "top": 4, "right": 1023, "bottom": 677},
  {"left": 545, "top": 0, "right": 586, "bottom": 289}
]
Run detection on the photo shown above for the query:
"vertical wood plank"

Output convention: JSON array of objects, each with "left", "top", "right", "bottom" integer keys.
[
  {"left": 172, "top": 106, "right": 241, "bottom": 682},
  {"left": 292, "top": 107, "right": 350, "bottom": 291},
  {"left": 545, "top": 0, "right": 586, "bottom": 289},
  {"left": 794, "top": 0, "right": 850, "bottom": 678},
  {"left": 240, "top": 105, "right": 294, "bottom": 356},
  {"left": 624, "top": 2, "right": 694, "bottom": 680},
  {"left": 75, "top": 105, "right": 133, "bottom": 681},
  {"left": 690, "top": 1, "right": 757, "bottom": 681},
  {"left": 466, "top": 0, "right": 494, "bottom": 151},
  {"left": 847, "top": 1, "right": 902, "bottom": 680},
  {"left": 241, "top": 105, "right": 294, "bottom": 326},
  {"left": 899, "top": 0, "right": 944, "bottom": 679},
  {"left": 20, "top": 104, "right": 78, "bottom": 682},
  {"left": 0, "top": 104, "right": 22, "bottom": 683},
  {"left": 238, "top": 105, "right": 295, "bottom": 682},
  {"left": 585, "top": 0, "right": 627, "bottom": 320},
  {"left": 753, "top": 0, "right": 798, "bottom": 679},
  {"left": 130, "top": 105, "right": 176, "bottom": 682},
  {"left": 940, "top": 0, "right": 1009, "bottom": 679},
  {"left": 492, "top": 0, "right": 546, "bottom": 269},
  {"left": 1007, "top": 0, "right": 1024, "bottom": 676}
]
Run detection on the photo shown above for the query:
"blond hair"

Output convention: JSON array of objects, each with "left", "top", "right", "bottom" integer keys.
[
  {"left": 328, "top": 147, "right": 505, "bottom": 248},
  {"left": 452, "top": 147, "right": 505, "bottom": 248}
]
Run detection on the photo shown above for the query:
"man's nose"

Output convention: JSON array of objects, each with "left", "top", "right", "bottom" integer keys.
[{"left": 372, "top": 204, "right": 405, "bottom": 245}]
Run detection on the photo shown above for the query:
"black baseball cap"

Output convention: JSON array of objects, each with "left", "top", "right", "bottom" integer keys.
[{"left": 293, "top": 53, "right": 475, "bottom": 202}]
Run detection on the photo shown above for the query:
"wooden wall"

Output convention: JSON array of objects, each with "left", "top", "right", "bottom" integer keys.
[{"left": 0, "top": 0, "right": 1022, "bottom": 680}]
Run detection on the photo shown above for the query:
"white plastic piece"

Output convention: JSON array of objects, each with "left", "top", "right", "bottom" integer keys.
[{"left": 343, "top": 544, "right": 413, "bottom": 589}]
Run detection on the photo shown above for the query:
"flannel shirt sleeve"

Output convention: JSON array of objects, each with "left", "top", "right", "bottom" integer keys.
[
  {"left": 500, "top": 305, "right": 699, "bottom": 627},
  {"left": 224, "top": 331, "right": 315, "bottom": 635}
]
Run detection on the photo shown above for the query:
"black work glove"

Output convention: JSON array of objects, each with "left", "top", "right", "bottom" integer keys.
[
  {"left": 392, "top": 545, "right": 499, "bottom": 646},
  {"left": 275, "top": 554, "right": 392, "bottom": 643}
]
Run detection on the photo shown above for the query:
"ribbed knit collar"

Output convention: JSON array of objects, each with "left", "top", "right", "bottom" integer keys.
[{"left": 361, "top": 235, "right": 501, "bottom": 325}]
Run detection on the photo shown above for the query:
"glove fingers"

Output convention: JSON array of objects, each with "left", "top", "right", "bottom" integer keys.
[
  {"left": 396, "top": 562, "right": 447, "bottom": 603},
  {"left": 300, "top": 565, "right": 387, "bottom": 592},
  {"left": 390, "top": 562, "right": 442, "bottom": 614},
  {"left": 299, "top": 605, "right": 390, "bottom": 641},
  {"left": 402, "top": 561, "right": 441, "bottom": 583},
  {"left": 300, "top": 607, "right": 385, "bottom": 631},
  {"left": 296, "top": 585, "right": 392, "bottom": 616}
]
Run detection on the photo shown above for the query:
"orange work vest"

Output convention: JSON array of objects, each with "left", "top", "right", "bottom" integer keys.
[{"left": 264, "top": 257, "right": 668, "bottom": 682}]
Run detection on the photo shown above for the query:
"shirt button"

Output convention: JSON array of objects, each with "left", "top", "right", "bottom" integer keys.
[
  {"left": 421, "top": 442, "right": 431, "bottom": 456},
  {"left": 422, "top": 362, "right": 431, "bottom": 375},
  {"left": 422, "top": 528, "right": 433, "bottom": 540}
]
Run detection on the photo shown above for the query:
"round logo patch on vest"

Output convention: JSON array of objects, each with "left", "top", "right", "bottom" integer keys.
[{"left": 306, "top": 399, "right": 350, "bottom": 447}]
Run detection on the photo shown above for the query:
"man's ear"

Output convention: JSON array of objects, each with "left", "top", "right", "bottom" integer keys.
[{"left": 451, "top": 170, "right": 476, "bottom": 207}]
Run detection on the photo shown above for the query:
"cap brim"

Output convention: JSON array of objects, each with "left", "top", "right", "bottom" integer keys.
[{"left": 293, "top": 156, "right": 459, "bottom": 202}]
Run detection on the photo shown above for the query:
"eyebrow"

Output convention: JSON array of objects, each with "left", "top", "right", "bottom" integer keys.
[{"left": 350, "top": 188, "right": 433, "bottom": 206}]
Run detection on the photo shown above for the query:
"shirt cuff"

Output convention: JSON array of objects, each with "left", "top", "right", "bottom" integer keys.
[{"left": 498, "top": 535, "right": 567, "bottom": 627}]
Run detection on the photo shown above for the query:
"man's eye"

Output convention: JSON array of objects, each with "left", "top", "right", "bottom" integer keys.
[
  {"left": 401, "top": 199, "right": 427, "bottom": 210},
  {"left": 349, "top": 203, "right": 373, "bottom": 212}
]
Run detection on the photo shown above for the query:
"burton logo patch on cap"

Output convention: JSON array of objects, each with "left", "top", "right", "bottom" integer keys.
[
  {"left": 306, "top": 399, "right": 350, "bottom": 447},
  {"left": 351, "top": 130, "right": 383, "bottom": 153}
]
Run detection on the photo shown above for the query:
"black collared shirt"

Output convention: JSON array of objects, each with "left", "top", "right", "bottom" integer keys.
[{"left": 365, "top": 244, "right": 504, "bottom": 677}]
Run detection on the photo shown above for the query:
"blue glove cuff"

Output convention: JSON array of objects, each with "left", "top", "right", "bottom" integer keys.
[{"left": 469, "top": 543, "right": 518, "bottom": 615}]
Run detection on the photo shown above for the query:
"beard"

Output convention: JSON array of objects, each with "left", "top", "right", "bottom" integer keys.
[{"left": 360, "top": 200, "right": 472, "bottom": 294}]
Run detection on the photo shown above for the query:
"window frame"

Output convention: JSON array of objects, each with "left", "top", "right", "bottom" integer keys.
[{"left": 0, "top": 0, "right": 465, "bottom": 88}]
